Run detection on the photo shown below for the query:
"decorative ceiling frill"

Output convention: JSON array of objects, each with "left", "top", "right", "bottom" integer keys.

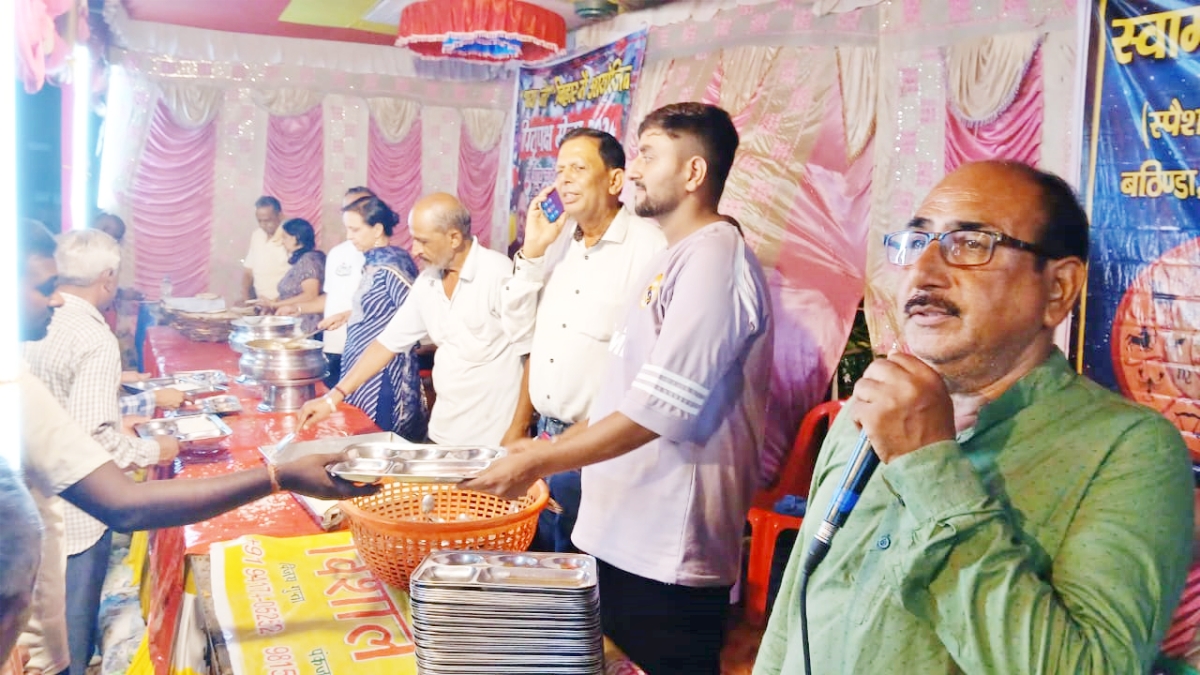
[
  {"left": 877, "top": 0, "right": 1075, "bottom": 51},
  {"left": 108, "top": 48, "right": 514, "bottom": 111},
  {"left": 101, "top": 0, "right": 514, "bottom": 87},
  {"left": 573, "top": 0, "right": 877, "bottom": 59},
  {"left": 396, "top": 0, "right": 567, "bottom": 63}
]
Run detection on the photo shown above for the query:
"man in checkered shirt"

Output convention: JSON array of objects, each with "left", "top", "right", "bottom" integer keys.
[{"left": 23, "top": 230, "right": 181, "bottom": 675}]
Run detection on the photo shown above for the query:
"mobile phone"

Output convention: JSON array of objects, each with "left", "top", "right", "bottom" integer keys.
[{"left": 540, "top": 189, "right": 565, "bottom": 223}]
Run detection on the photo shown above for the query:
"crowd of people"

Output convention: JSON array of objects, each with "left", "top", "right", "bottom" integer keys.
[{"left": 2, "top": 100, "right": 1195, "bottom": 675}]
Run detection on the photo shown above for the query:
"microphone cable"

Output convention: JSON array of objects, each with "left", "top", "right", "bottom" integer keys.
[
  {"left": 800, "top": 569, "right": 813, "bottom": 675},
  {"left": 797, "top": 432, "right": 879, "bottom": 675}
]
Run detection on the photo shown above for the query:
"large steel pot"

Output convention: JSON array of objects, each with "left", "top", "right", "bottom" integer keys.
[
  {"left": 239, "top": 338, "right": 327, "bottom": 412},
  {"left": 229, "top": 316, "right": 299, "bottom": 354}
]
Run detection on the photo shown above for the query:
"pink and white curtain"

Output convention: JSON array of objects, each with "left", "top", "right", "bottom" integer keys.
[
  {"left": 457, "top": 109, "right": 506, "bottom": 249},
  {"left": 368, "top": 99, "right": 423, "bottom": 250},
  {"left": 945, "top": 45, "right": 1044, "bottom": 173},
  {"left": 128, "top": 99, "right": 217, "bottom": 299},
  {"left": 264, "top": 105, "right": 325, "bottom": 235}
]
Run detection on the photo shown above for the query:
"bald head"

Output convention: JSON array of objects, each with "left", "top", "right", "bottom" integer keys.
[
  {"left": 411, "top": 193, "right": 472, "bottom": 238},
  {"left": 409, "top": 193, "right": 473, "bottom": 270},
  {"left": 919, "top": 161, "right": 1089, "bottom": 263}
]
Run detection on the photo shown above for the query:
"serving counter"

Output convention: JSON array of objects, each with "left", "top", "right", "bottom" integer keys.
[
  {"left": 142, "top": 327, "right": 380, "bottom": 675},
  {"left": 140, "top": 326, "right": 646, "bottom": 675}
]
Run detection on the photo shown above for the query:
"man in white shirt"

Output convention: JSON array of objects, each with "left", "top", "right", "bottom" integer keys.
[
  {"left": 241, "top": 196, "right": 290, "bottom": 302},
  {"left": 23, "top": 231, "right": 180, "bottom": 675},
  {"left": 297, "top": 193, "right": 530, "bottom": 446},
  {"left": 502, "top": 128, "right": 666, "bottom": 552},
  {"left": 14, "top": 219, "right": 378, "bottom": 675},
  {"left": 277, "top": 187, "right": 371, "bottom": 387},
  {"left": 464, "top": 103, "right": 773, "bottom": 674}
]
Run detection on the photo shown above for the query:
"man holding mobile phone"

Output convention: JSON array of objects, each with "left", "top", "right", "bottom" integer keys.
[{"left": 501, "top": 128, "right": 666, "bottom": 552}]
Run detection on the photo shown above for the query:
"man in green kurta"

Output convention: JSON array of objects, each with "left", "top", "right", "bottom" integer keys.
[{"left": 754, "top": 161, "right": 1194, "bottom": 674}]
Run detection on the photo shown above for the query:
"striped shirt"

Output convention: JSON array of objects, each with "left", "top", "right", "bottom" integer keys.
[
  {"left": 23, "top": 293, "right": 161, "bottom": 555},
  {"left": 573, "top": 221, "right": 774, "bottom": 586}
]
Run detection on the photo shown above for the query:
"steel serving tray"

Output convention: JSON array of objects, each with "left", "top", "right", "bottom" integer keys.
[
  {"left": 134, "top": 413, "right": 233, "bottom": 445},
  {"left": 329, "top": 445, "right": 507, "bottom": 484},
  {"left": 411, "top": 550, "right": 597, "bottom": 590}
]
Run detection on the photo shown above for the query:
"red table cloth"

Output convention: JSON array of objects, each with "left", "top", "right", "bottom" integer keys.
[{"left": 141, "top": 327, "right": 379, "bottom": 675}]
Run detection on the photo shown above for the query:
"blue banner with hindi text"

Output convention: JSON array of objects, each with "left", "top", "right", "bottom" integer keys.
[{"left": 1081, "top": 0, "right": 1200, "bottom": 457}]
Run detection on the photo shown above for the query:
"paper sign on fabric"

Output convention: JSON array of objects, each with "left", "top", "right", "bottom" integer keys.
[
  {"left": 1081, "top": 0, "right": 1200, "bottom": 458},
  {"left": 508, "top": 30, "right": 648, "bottom": 248},
  {"left": 210, "top": 533, "right": 416, "bottom": 675}
]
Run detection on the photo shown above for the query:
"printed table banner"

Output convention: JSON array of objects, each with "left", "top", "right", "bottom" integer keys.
[
  {"left": 1081, "top": 0, "right": 1200, "bottom": 458},
  {"left": 210, "top": 532, "right": 417, "bottom": 675},
  {"left": 508, "top": 29, "right": 648, "bottom": 247}
]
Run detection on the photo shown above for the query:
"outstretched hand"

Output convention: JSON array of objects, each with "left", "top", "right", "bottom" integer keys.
[
  {"left": 459, "top": 439, "right": 550, "bottom": 500},
  {"left": 296, "top": 396, "right": 334, "bottom": 431},
  {"left": 277, "top": 451, "right": 380, "bottom": 500}
]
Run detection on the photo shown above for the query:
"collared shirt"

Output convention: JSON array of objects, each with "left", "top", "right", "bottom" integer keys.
[
  {"left": 23, "top": 293, "right": 161, "bottom": 556},
  {"left": 376, "top": 241, "right": 531, "bottom": 445},
  {"left": 16, "top": 364, "right": 114, "bottom": 675},
  {"left": 753, "top": 350, "right": 1194, "bottom": 675},
  {"left": 244, "top": 227, "right": 290, "bottom": 301},
  {"left": 573, "top": 222, "right": 774, "bottom": 587},
  {"left": 323, "top": 240, "right": 366, "bottom": 355},
  {"left": 119, "top": 391, "right": 157, "bottom": 418},
  {"left": 504, "top": 207, "right": 666, "bottom": 423}
]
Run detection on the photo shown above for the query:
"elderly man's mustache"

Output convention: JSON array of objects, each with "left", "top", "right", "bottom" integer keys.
[{"left": 904, "top": 293, "right": 962, "bottom": 317}]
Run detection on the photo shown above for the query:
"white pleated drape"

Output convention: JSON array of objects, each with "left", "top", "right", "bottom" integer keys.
[
  {"left": 718, "top": 46, "right": 779, "bottom": 115},
  {"left": 252, "top": 87, "right": 324, "bottom": 116},
  {"left": 367, "top": 97, "right": 421, "bottom": 144},
  {"left": 945, "top": 32, "right": 1041, "bottom": 123},
  {"left": 837, "top": 46, "right": 878, "bottom": 161},
  {"left": 460, "top": 108, "right": 507, "bottom": 151},
  {"left": 158, "top": 81, "right": 224, "bottom": 128}
]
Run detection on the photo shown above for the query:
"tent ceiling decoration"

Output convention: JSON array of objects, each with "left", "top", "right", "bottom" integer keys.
[{"left": 396, "top": 0, "right": 567, "bottom": 63}]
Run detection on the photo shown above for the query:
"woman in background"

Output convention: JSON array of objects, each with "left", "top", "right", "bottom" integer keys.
[
  {"left": 260, "top": 218, "right": 325, "bottom": 335},
  {"left": 320, "top": 196, "right": 426, "bottom": 440}
]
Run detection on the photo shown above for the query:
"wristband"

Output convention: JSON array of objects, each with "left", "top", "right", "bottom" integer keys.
[
  {"left": 266, "top": 461, "right": 282, "bottom": 493},
  {"left": 324, "top": 395, "right": 338, "bottom": 413},
  {"left": 332, "top": 385, "right": 349, "bottom": 400}
]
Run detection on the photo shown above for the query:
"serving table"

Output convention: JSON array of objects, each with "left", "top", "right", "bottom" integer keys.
[
  {"left": 142, "top": 327, "right": 379, "bottom": 675},
  {"left": 140, "top": 326, "right": 645, "bottom": 675}
]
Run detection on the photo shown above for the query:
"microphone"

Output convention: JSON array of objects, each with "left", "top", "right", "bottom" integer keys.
[{"left": 802, "top": 430, "right": 879, "bottom": 576}]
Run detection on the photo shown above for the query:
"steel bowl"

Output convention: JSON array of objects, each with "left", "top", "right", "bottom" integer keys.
[
  {"left": 238, "top": 338, "right": 327, "bottom": 383},
  {"left": 229, "top": 316, "right": 298, "bottom": 354}
]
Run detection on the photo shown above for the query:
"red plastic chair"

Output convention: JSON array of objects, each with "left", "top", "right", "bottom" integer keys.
[{"left": 744, "top": 399, "right": 844, "bottom": 626}]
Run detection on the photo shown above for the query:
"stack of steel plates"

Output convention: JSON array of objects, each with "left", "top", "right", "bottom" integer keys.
[{"left": 410, "top": 551, "right": 603, "bottom": 674}]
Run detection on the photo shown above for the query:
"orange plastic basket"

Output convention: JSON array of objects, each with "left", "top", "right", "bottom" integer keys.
[{"left": 339, "top": 480, "right": 549, "bottom": 588}]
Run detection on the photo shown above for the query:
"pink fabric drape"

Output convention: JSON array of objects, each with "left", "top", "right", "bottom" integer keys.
[
  {"left": 757, "top": 83, "right": 873, "bottom": 481},
  {"left": 129, "top": 100, "right": 217, "bottom": 299},
  {"left": 368, "top": 116, "right": 423, "bottom": 251},
  {"left": 263, "top": 106, "right": 324, "bottom": 236},
  {"left": 457, "top": 127, "right": 500, "bottom": 248},
  {"left": 945, "top": 47, "right": 1043, "bottom": 173}
]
